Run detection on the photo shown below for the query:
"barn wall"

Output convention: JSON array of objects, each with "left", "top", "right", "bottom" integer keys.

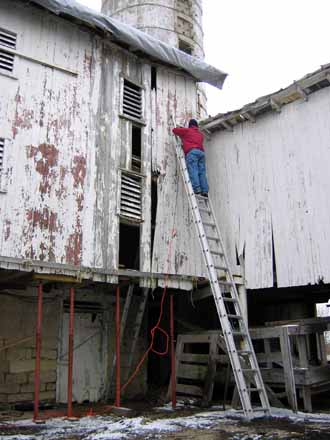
[
  {"left": 0, "top": 287, "right": 147, "bottom": 406},
  {"left": 0, "top": 0, "right": 205, "bottom": 286},
  {"left": 0, "top": 0, "right": 101, "bottom": 268},
  {"left": 0, "top": 288, "right": 61, "bottom": 406},
  {"left": 206, "top": 86, "right": 330, "bottom": 290},
  {"left": 151, "top": 68, "right": 206, "bottom": 289}
]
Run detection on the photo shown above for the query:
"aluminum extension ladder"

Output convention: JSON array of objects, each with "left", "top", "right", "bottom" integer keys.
[{"left": 173, "top": 136, "right": 271, "bottom": 418}]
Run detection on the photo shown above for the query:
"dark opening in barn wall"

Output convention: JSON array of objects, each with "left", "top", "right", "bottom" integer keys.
[
  {"left": 119, "top": 221, "right": 140, "bottom": 270},
  {"left": 151, "top": 66, "right": 157, "bottom": 90},
  {"left": 151, "top": 177, "right": 158, "bottom": 257},
  {"left": 131, "top": 125, "right": 142, "bottom": 173},
  {"left": 178, "top": 39, "right": 192, "bottom": 55}
]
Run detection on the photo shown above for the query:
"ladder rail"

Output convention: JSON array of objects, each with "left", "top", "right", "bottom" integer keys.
[{"left": 207, "top": 197, "right": 271, "bottom": 411}]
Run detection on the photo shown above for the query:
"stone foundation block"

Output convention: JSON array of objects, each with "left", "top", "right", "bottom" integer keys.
[
  {"left": 20, "top": 383, "right": 45, "bottom": 393},
  {"left": 0, "top": 394, "right": 8, "bottom": 403},
  {"left": 9, "top": 359, "right": 56, "bottom": 374},
  {"left": 0, "top": 384, "right": 20, "bottom": 394},
  {"left": 7, "top": 393, "right": 34, "bottom": 403},
  {"left": 6, "top": 348, "right": 33, "bottom": 362},
  {"left": 5, "top": 373, "right": 28, "bottom": 385},
  {"left": 28, "top": 370, "right": 56, "bottom": 383},
  {"left": 39, "top": 391, "right": 55, "bottom": 401},
  {"left": 46, "top": 383, "right": 56, "bottom": 391}
]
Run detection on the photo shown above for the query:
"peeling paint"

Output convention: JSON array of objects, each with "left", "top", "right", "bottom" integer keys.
[
  {"left": 27, "top": 144, "right": 59, "bottom": 197},
  {"left": 72, "top": 155, "right": 87, "bottom": 188},
  {"left": 66, "top": 230, "right": 82, "bottom": 266},
  {"left": 26, "top": 208, "right": 58, "bottom": 233},
  {"left": 12, "top": 88, "right": 34, "bottom": 138},
  {"left": 4, "top": 220, "right": 11, "bottom": 241}
]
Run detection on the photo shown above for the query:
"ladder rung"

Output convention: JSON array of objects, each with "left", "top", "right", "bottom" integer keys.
[
  {"left": 203, "top": 222, "right": 215, "bottom": 227},
  {"left": 242, "top": 368, "right": 257, "bottom": 373},
  {"left": 227, "top": 314, "right": 243, "bottom": 320},
  {"left": 199, "top": 207, "right": 211, "bottom": 213},
  {"left": 218, "top": 281, "right": 234, "bottom": 288},
  {"left": 211, "top": 251, "right": 224, "bottom": 256},
  {"left": 238, "top": 350, "right": 252, "bottom": 355},
  {"left": 206, "top": 236, "right": 219, "bottom": 241},
  {"left": 223, "top": 296, "right": 237, "bottom": 301},
  {"left": 232, "top": 330, "right": 246, "bottom": 336},
  {"left": 214, "top": 265, "right": 228, "bottom": 271},
  {"left": 249, "top": 388, "right": 263, "bottom": 392}
]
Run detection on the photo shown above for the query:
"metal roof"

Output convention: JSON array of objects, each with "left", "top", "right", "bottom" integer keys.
[
  {"left": 201, "top": 64, "right": 330, "bottom": 132},
  {"left": 25, "top": 0, "right": 227, "bottom": 89}
]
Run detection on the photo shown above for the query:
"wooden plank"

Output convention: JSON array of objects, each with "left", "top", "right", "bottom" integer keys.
[
  {"left": 167, "top": 334, "right": 184, "bottom": 400},
  {"left": 280, "top": 327, "right": 298, "bottom": 411},
  {"left": 179, "top": 353, "right": 209, "bottom": 364},
  {"left": 250, "top": 327, "right": 281, "bottom": 339},
  {"left": 256, "top": 352, "right": 283, "bottom": 364},
  {"left": 202, "top": 335, "right": 218, "bottom": 404},
  {"left": 305, "top": 366, "right": 330, "bottom": 385},
  {"left": 260, "top": 368, "right": 307, "bottom": 385},
  {"left": 264, "top": 384, "right": 285, "bottom": 408},
  {"left": 263, "top": 339, "right": 273, "bottom": 368},
  {"left": 176, "top": 384, "right": 203, "bottom": 397},
  {"left": 316, "top": 333, "right": 328, "bottom": 365},
  {"left": 179, "top": 334, "right": 213, "bottom": 344},
  {"left": 297, "top": 335, "right": 309, "bottom": 368},
  {"left": 177, "top": 363, "right": 207, "bottom": 381},
  {"left": 302, "top": 387, "right": 312, "bottom": 412}
]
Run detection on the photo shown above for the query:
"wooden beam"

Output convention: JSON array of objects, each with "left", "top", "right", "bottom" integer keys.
[
  {"left": 280, "top": 326, "right": 298, "bottom": 411},
  {"left": 270, "top": 98, "right": 282, "bottom": 113},
  {"left": 32, "top": 274, "right": 82, "bottom": 284},
  {"left": 296, "top": 84, "right": 308, "bottom": 101},
  {"left": 241, "top": 112, "right": 256, "bottom": 123},
  {"left": 220, "top": 121, "right": 233, "bottom": 132}
]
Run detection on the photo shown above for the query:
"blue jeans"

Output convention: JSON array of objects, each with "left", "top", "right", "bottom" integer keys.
[{"left": 186, "top": 149, "right": 209, "bottom": 193}]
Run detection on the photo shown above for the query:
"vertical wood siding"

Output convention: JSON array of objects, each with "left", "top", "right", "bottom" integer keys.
[
  {"left": 206, "top": 87, "right": 330, "bottom": 289},
  {"left": 0, "top": 1, "right": 205, "bottom": 287},
  {"left": 151, "top": 69, "right": 205, "bottom": 289}
]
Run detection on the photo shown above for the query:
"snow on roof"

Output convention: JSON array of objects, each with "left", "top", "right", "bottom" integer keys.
[{"left": 24, "top": 0, "right": 227, "bottom": 89}]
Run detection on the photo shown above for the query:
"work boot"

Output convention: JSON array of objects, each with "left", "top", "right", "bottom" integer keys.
[{"left": 201, "top": 192, "right": 208, "bottom": 198}]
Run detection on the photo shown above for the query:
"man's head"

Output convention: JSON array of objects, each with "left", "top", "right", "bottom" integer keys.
[{"left": 188, "top": 119, "right": 198, "bottom": 128}]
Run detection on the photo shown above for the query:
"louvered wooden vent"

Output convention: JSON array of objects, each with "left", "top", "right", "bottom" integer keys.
[
  {"left": 120, "top": 172, "right": 142, "bottom": 221},
  {"left": 0, "top": 28, "right": 17, "bottom": 49},
  {"left": 0, "top": 138, "right": 5, "bottom": 174},
  {"left": 0, "top": 50, "right": 15, "bottom": 73},
  {"left": 0, "top": 29, "right": 16, "bottom": 73},
  {"left": 123, "top": 79, "right": 143, "bottom": 120}
]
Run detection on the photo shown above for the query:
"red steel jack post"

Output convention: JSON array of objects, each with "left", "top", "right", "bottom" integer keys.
[
  {"left": 115, "top": 286, "right": 121, "bottom": 407},
  {"left": 33, "top": 284, "right": 43, "bottom": 422},
  {"left": 67, "top": 287, "right": 75, "bottom": 419},
  {"left": 170, "top": 293, "right": 176, "bottom": 408}
]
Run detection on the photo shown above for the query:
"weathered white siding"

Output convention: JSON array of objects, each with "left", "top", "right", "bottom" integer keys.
[
  {"left": 0, "top": 0, "right": 204, "bottom": 287},
  {"left": 0, "top": 0, "right": 101, "bottom": 268},
  {"left": 151, "top": 69, "right": 205, "bottom": 288},
  {"left": 206, "top": 86, "right": 330, "bottom": 289}
]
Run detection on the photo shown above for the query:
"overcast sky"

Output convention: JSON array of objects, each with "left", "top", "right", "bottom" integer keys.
[{"left": 77, "top": 0, "right": 330, "bottom": 116}]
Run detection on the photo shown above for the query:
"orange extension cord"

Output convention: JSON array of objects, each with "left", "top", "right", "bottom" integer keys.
[{"left": 121, "top": 228, "right": 177, "bottom": 394}]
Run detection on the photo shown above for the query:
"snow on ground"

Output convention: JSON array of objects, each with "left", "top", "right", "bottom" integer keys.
[{"left": 2, "top": 406, "right": 330, "bottom": 439}]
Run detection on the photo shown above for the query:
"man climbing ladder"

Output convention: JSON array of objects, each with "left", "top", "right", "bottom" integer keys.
[
  {"left": 172, "top": 119, "right": 209, "bottom": 197},
  {"left": 171, "top": 120, "right": 271, "bottom": 418}
]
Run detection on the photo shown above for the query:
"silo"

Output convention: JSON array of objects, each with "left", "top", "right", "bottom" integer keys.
[{"left": 101, "top": 0, "right": 204, "bottom": 60}]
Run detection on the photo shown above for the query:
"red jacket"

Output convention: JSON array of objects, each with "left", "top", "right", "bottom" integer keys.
[{"left": 172, "top": 126, "right": 204, "bottom": 156}]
